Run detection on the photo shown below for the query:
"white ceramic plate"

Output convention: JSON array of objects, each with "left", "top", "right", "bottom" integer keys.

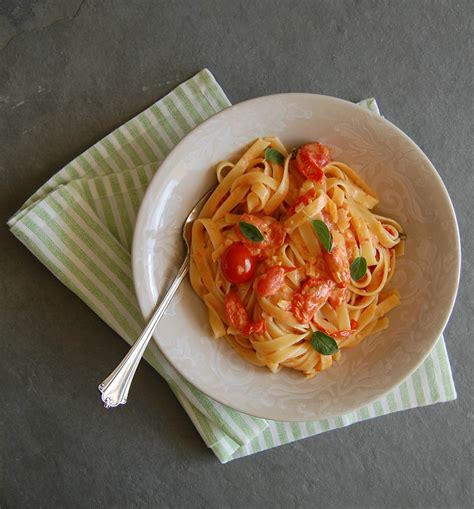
[{"left": 132, "top": 94, "right": 460, "bottom": 421}]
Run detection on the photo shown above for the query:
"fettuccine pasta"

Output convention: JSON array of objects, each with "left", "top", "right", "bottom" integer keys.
[{"left": 190, "top": 137, "right": 404, "bottom": 378}]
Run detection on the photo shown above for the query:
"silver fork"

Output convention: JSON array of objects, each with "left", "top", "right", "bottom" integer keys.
[{"left": 98, "top": 187, "right": 214, "bottom": 408}]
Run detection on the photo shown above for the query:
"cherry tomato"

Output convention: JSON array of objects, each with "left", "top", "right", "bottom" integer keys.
[
  {"left": 287, "top": 188, "right": 318, "bottom": 215},
  {"left": 256, "top": 266, "right": 295, "bottom": 298},
  {"left": 221, "top": 243, "right": 256, "bottom": 284},
  {"left": 242, "top": 319, "right": 267, "bottom": 336},
  {"left": 296, "top": 142, "right": 331, "bottom": 183},
  {"left": 224, "top": 292, "right": 248, "bottom": 330},
  {"left": 224, "top": 292, "right": 267, "bottom": 335},
  {"left": 290, "top": 277, "right": 335, "bottom": 323}
]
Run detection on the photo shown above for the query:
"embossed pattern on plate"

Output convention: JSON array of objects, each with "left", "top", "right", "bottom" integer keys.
[{"left": 132, "top": 94, "right": 460, "bottom": 421}]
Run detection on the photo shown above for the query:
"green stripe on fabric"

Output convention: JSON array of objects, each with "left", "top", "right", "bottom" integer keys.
[
  {"left": 187, "top": 79, "right": 216, "bottom": 117},
  {"left": 136, "top": 113, "right": 170, "bottom": 157},
  {"left": 61, "top": 186, "right": 131, "bottom": 268},
  {"left": 114, "top": 130, "right": 144, "bottom": 168},
  {"left": 320, "top": 419, "right": 330, "bottom": 431},
  {"left": 101, "top": 186, "right": 128, "bottom": 245},
  {"left": 47, "top": 192, "right": 135, "bottom": 289},
  {"left": 76, "top": 154, "right": 98, "bottom": 176},
  {"left": 32, "top": 205, "right": 143, "bottom": 327},
  {"left": 213, "top": 440, "right": 239, "bottom": 464},
  {"left": 162, "top": 96, "right": 193, "bottom": 135},
  {"left": 191, "top": 406, "right": 218, "bottom": 445},
  {"left": 304, "top": 421, "right": 316, "bottom": 435},
  {"left": 12, "top": 225, "right": 122, "bottom": 335},
  {"left": 290, "top": 422, "right": 302, "bottom": 440},
  {"left": 76, "top": 181, "right": 107, "bottom": 230},
  {"left": 247, "top": 436, "right": 263, "bottom": 453},
  {"left": 118, "top": 171, "right": 142, "bottom": 218},
  {"left": 399, "top": 381, "right": 411, "bottom": 408},
  {"left": 64, "top": 163, "right": 81, "bottom": 180},
  {"left": 411, "top": 370, "right": 427, "bottom": 406},
  {"left": 423, "top": 353, "right": 440, "bottom": 402},
  {"left": 106, "top": 174, "right": 134, "bottom": 248},
  {"left": 386, "top": 392, "right": 398, "bottom": 413},
  {"left": 435, "top": 340, "right": 456, "bottom": 400},
  {"left": 357, "top": 407, "right": 370, "bottom": 420},
  {"left": 110, "top": 172, "right": 137, "bottom": 231},
  {"left": 142, "top": 164, "right": 155, "bottom": 182},
  {"left": 175, "top": 87, "right": 205, "bottom": 124},
  {"left": 275, "top": 422, "right": 289, "bottom": 443},
  {"left": 197, "top": 70, "right": 231, "bottom": 110},
  {"left": 210, "top": 434, "right": 240, "bottom": 460},
  {"left": 222, "top": 407, "right": 255, "bottom": 440},
  {"left": 80, "top": 181, "right": 96, "bottom": 212},
  {"left": 255, "top": 436, "right": 266, "bottom": 452},
  {"left": 125, "top": 122, "right": 159, "bottom": 163},
  {"left": 19, "top": 216, "right": 139, "bottom": 341},
  {"left": 92, "top": 177, "right": 123, "bottom": 243},
  {"left": 135, "top": 164, "right": 154, "bottom": 191},
  {"left": 100, "top": 138, "right": 129, "bottom": 172},
  {"left": 343, "top": 413, "right": 355, "bottom": 425},
  {"left": 89, "top": 146, "right": 116, "bottom": 174},
  {"left": 23, "top": 212, "right": 137, "bottom": 336},
  {"left": 262, "top": 427, "right": 274, "bottom": 449},
  {"left": 373, "top": 401, "right": 384, "bottom": 416},
  {"left": 149, "top": 105, "right": 181, "bottom": 146}
]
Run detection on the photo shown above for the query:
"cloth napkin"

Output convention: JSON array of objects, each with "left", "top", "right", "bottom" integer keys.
[{"left": 8, "top": 69, "right": 457, "bottom": 463}]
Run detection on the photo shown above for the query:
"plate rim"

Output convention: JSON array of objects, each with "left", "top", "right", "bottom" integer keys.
[{"left": 132, "top": 92, "right": 461, "bottom": 421}]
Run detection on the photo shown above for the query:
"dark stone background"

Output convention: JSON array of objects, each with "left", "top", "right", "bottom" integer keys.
[{"left": 1, "top": 1, "right": 472, "bottom": 507}]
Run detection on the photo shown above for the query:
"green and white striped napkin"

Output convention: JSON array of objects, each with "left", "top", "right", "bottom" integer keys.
[{"left": 8, "top": 69, "right": 457, "bottom": 463}]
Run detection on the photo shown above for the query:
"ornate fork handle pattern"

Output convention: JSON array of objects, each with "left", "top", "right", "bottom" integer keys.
[{"left": 98, "top": 256, "right": 190, "bottom": 408}]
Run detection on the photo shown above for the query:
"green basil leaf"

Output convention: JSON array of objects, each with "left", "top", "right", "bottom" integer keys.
[
  {"left": 310, "top": 331, "right": 339, "bottom": 356},
  {"left": 239, "top": 221, "right": 264, "bottom": 243},
  {"left": 350, "top": 256, "right": 368, "bottom": 281},
  {"left": 264, "top": 148, "right": 285, "bottom": 165},
  {"left": 311, "top": 220, "right": 333, "bottom": 252}
]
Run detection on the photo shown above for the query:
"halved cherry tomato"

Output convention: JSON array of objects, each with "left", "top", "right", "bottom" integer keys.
[
  {"left": 296, "top": 142, "right": 331, "bottom": 183},
  {"left": 242, "top": 319, "right": 267, "bottom": 336},
  {"left": 224, "top": 292, "right": 267, "bottom": 335},
  {"left": 221, "top": 242, "right": 256, "bottom": 284},
  {"left": 236, "top": 214, "right": 286, "bottom": 258},
  {"left": 223, "top": 292, "right": 248, "bottom": 330},
  {"left": 255, "top": 265, "right": 295, "bottom": 298},
  {"left": 287, "top": 188, "right": 317, "bottom": 215},
  {"left": 290, "top": 277, "right": 335, "bottom": 323}
]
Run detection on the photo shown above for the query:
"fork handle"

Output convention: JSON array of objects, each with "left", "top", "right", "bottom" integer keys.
[{"left": 98, "top": 255, "right": 190, "bottom": 408}]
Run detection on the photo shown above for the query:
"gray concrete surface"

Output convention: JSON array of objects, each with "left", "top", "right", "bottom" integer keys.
[{"left": 1, "top": 1, "right": 473, "bottom": 507}]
